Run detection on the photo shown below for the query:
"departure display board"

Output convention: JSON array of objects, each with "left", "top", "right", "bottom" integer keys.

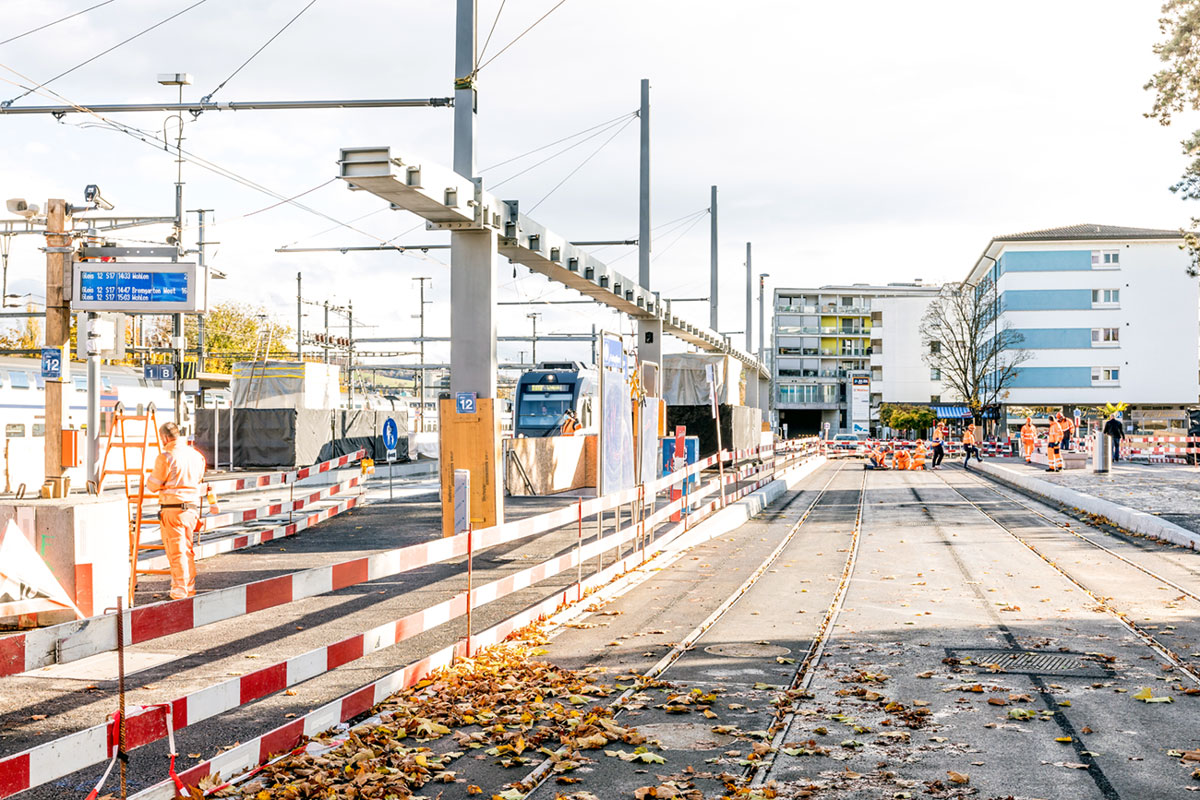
[{"left": 72, "top": 261, "right": 204, "bottom": 312}]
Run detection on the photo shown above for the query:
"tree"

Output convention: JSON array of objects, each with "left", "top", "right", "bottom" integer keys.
[
  {"left": 1146, "top": 1, "right": 1200, "bottom": 276},
  {"left": 150, "top": 302, "right": 292, "bottom": 374},
  {"left": 879, "top": 403, "right": 937, "bottom": 437},
  {"left": 0, "top": 307, "right": 41, "bottom": 354},
  {"left": 919, "top": 277, "right": 1031, "bottom": 422}
]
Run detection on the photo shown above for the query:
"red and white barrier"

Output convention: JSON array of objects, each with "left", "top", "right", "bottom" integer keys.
[{"left": 204, "top": 450, "right": 366, "bottom": 496}]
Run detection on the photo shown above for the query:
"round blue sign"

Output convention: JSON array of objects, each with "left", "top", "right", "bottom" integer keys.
[{"left": 382, "top": 417, "right": 398, "bottom": 450}]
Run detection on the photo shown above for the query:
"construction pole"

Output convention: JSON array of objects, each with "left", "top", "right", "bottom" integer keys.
[
  {"left": 527, "top": 312, "right": 540, "bottom": 366},
  {"left": 172, "top": 83, "right": 186, "bottom": 428},
  {"left": 347, "top": 299, "right": 354, "bottom": 407},
  {"left": 85, "top": 313, "right": 101, "bottom": 489},
  {"left": 296, "top": 272, "right": 302, "bottom": 360},
  {"left": 745, "top": 242, "right": 752, "bottom": 353},
  {"left": 192, "top": 209, "right": 211, "bottom": 373},
  {"left": 43, "top": 199, "right": 72, "bottom": 496},
  {"left": 413, "top": 276, "right": 430, "bottom": 430},
  {"left": 758, "top": 273, "right": 767, "bottom": 363},
  {"left": 636, "top": 78, "right": 662, "bottom": 369},
  {"left": 710, "top": 185, "right": 718, "bottom": 331},
  {"left": 323, "top": 301, "right": 330, "bottom": 363}
]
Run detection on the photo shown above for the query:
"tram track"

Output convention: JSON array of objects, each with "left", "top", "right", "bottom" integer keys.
[
  {"left": 517, "top": 461, "right": 866, "bottom": 798},
  {"left": 934, "top": 468, "right": 1200, "bottom": 688}
]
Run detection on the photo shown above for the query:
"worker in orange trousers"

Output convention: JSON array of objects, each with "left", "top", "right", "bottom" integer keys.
[
  {"left": 1046, "top": 416, "right": 1064, "bottom": 472},
  {"left": 1020, "top": 417, "right": 1037, "bottom": 463},
  {"left": 147, "top": 422, "right": 207, "bottom": 599},
  {"left": 912, "top": 440, "right": 927, "bottom": 470}
]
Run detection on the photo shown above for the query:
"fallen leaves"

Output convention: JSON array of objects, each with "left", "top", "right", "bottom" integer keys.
[{"left": 1134, "top": 687, "right": 1174, "bottom": 703}]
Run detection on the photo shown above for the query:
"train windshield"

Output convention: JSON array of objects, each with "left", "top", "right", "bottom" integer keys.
[{"left": 518, "top": 391, "right": 574, "bottom": 429}]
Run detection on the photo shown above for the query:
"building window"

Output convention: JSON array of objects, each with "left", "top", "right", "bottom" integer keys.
[
  {"left": 930, "top": 368, "right": 941, "bottom": 380},
  {"left": 1091, "top": 327, "right": 1120, "bottom": 347},
  {"left": 929, "top": 341, "right": 941, "bottom": 354},
  {"left": 1091, "top": 250, "right": 1120, "bottom": 269},
  {"left": 930, "top": 395, "right": 941, "bottom": 403},
  {"left": 8, "top": 371, "right": 30, "bottom": 389},
  {"left": 32, "top": 424, "right": 44, "bottom": 437},
  {"left": 1091, "top": 288, "right": 1120, "bottom": 306},
  {"left": 5, "top": 423, "right": 25, "bottom": 438},
  {"left": 1091, "top": 367, "right": 1120, "bottom": 385}
]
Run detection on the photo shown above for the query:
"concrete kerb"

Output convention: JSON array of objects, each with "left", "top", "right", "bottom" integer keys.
[{"left": 973, "top": 460, "right": 1200, "bottom": 550}]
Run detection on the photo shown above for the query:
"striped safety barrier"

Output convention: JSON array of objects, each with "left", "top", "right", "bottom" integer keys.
[{"left": 204, "top": 449, "right": 366, "bottom": 496}]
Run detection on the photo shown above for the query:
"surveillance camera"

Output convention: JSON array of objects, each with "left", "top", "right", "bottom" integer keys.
[
  {"left": 6, "top": 198, "right": 40, "bottom": 219},
  {"left": 83, "top": 184, "right": 114, "bottom": 211}
]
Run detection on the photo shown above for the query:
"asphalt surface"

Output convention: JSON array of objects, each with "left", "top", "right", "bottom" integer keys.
[
  {"left": 438, "top": 461, "right": 1200, "bottom": 799},
  {"left": 11, "top": 455, "right": 1200, "bottom": 799}
]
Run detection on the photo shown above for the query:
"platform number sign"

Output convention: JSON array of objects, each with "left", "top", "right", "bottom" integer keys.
[
  {"left": 144, "top": 363, "right": 176, "bottom": 382},
  {"left": 382, "top": 417, "right": 398, "bottom": 461},
  {"left": 455, "top": 392, "right": 477, "bottom": 414},
  {"left": 40, "top": 348, "right": 61, "bottom": 379}
]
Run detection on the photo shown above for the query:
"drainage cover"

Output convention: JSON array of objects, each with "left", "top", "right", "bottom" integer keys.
[
  {"left": 946, "top": 647, "right": 1113, "bottom": 678},
  {"left": 704, "top": 643, "right": 791, "bottom": 658}
]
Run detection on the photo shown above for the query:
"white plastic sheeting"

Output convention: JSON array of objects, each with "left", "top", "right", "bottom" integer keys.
[
  {"left": 231, "top": 361, "right": 341, "bottom": 409},
  {"left": 661, "top": 354, "right": 742, "bottom": 406}
]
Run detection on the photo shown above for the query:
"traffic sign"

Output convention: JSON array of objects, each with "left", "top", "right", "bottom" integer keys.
[
  {"left": 144, "top": 363, "right": 176, "bottom": 381},
  {"left": 40, "top": 348, "right": 61, "bottom": 380},
  {"left": 455, "top": 392, "right": 477, "bottom": 414},
  {"left": 382, "top": 417, "right": 398, "bottom": 461}
]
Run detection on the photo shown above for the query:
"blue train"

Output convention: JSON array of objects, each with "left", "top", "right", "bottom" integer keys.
[{"left": 512, "top": 362, "right": 597, "bottom": 437}]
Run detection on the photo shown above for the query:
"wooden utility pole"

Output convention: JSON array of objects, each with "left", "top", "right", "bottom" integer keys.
[{"left": 43, "top": 199, "right": 72, "bottom": 496}]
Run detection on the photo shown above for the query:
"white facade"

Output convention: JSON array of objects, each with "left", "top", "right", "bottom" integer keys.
[
  {"left": 966, "top": 227, "right": 1200, "bottom": 409},
  {"left": 869, "top": 293, "right": 953, "bottom": 405}
]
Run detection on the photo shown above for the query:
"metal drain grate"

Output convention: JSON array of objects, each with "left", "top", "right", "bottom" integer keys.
[{"left": 945, "top": 647, "right": 1114, "bottom": 678}]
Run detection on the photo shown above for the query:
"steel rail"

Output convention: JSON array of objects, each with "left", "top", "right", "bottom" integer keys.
[
  {"left": 934, "top": 470, "right": 1200, "bottom": 687},
  {"left": 518, "top": 460, "right": 858, "bottom": 797}
]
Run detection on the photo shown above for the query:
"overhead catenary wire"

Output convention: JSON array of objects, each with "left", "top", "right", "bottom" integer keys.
[
  {"left": 202, "top": 0, "right": 320, "bottom": 102},
  {"left": 472, "top": 0, "right": 569, "bottom": 75},
  {"left": 488, "top": 112, "right": 635, "bottom": 189},
  {"left": 0, "top": 0, "right": 118, "bottom": 48},
  {"left": 2, "top": 0, "right": 213, "bottom": 107},
  {"left": 475, "top": 0, "right": 507, "bottom": 69},
  {"left": 480, "top": 110, "right": 635, "bottom": 173},
  {"left": 526, "top": 114, "right": 636, "bottom": 213},
  {"left": 650, "top": 208, "right": 709, "bottom": 263}
]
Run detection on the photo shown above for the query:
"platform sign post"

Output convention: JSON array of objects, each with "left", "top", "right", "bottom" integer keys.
[
  {"left": 382, "top": 417, "right": 399, "bottom": 500},
  {"left": 40, "top": 348, "right": 62, "bottom": 380}
]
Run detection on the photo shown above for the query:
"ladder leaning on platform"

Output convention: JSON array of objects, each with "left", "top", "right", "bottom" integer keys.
[{"left": 97, "top": 403, "right": 164, "bottom": 604}]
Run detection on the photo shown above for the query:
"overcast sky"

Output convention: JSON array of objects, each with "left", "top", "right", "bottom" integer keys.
[{"left": 0, "top": 0, "right": 1193, "bottom": 367}]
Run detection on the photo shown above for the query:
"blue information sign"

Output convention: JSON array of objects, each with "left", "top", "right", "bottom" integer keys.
[
  {"left": 40, "top": 348, "right": 61, "bottom": 379},
  {"left": 78, "top": 270, "right": 188, "bottom": 305},
  {"left": 455, "top": 392, "right": 477, "bottom": 414},
  {"left": 382, "top": 417, "right": 398, "bottom": 450},
  {"left": 144, "top": 363, "right": 176, "bottom": 381}
]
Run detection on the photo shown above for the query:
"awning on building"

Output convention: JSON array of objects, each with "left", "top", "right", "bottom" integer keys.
[{"left": 932, "top": 404, "right": 973, "bottom": 419}]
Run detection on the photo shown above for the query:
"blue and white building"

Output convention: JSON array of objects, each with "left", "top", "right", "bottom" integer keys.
[{"left": 966, "top": 224, "right": 1200, "bottom": 431}]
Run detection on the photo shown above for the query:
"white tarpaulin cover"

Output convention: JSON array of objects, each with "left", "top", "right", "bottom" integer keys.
[
  {"left": 231, "top": 361, "right": 341, "bottom": 409},
  {"left": 661, "top": 354, "right": 741, "bottom": 405},
  {"left": 0, "top": 520, "right": 82, "bottom": 619}
]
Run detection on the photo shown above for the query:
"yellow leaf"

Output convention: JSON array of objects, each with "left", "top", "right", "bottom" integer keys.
[{"left": 947, "top": 771, "right": 969, "bottom": 785}]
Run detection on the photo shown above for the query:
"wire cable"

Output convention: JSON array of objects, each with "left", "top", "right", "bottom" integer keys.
[
  {"left": 202, "top": 0, "right": 320, "bottom": 102},
  {"left": 2, "top": 0, "right": 212, "bottom": 107},
  {"left": 480, "top": 110, "right": 635, "bottom": 173},
  {"left": 476, "top": 0, "right": 506, "bottom": 68},
  {"left": 473, "top": 0, "right": 569, "bottom": 74},
  {"left": 650, "top": 209, "right": 709, "bottom": 262},
  {"left": 0, "top": 0, "right": 118, "bottom": 48},
  {"left": 526, "top": 115, "right": 635, "bottom": 213},
  {"left": 490, "top": 112, "right": 633, "bottom": 189}
]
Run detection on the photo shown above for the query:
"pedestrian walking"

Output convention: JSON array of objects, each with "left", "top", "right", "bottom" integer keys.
[
  {"left": 1103, "top": 413, "right": 1125, "bottom": 463},
  {"left": 962, "top": 423, "right": 982, "bottom": 469},
  {"left": 1020, "top": 417, "right": 1037, "bottom": 463},
  {"left": 146, "top": 422, "right": 207, "bottom": 600},
  {"left": 1057, "top": 411, "right": 1074, "bottom": 452},
  {"left": 931, "top": 423, "right": 946, "bottom": 469},
  {"left": 1046, "top": 415, "right": 1064, "bottom": 472}
]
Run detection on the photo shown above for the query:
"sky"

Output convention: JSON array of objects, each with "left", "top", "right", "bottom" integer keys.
[{"left": 0, "top": 0, "right": 1194, "bottom": 369}]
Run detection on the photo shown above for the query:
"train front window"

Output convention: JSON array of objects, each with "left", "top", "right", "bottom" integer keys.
[{"left": 518, "top": 391, "right": 573, "bottom": 428}]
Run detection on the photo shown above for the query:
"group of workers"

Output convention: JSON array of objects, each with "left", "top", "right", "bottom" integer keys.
[
  {"left": 864, "top": 421, "right": 985, "bottom": 471},
  {"left": 1019, "top": 411, "right": 1075, "bottom": 472}
]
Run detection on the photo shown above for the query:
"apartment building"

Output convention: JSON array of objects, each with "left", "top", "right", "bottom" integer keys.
[
  {"left": 965, "top": 224, "right": 1200, "bottom": 432},
  {"left": 772, "top": 283, "right": 944, "bottom": 436}
]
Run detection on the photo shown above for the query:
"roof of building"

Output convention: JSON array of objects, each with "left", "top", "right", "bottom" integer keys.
[{"left": 992, "top": 224, "right": 1181, "bottom": 242}]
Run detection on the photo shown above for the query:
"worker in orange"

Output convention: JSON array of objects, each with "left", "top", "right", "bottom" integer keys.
[
  {"left": 560, "top": 408, "right": 582, "bottom": 435},
  {"left": 867, "top": 444, "right": 890, "bottom": 470},
  {"left": 961, "top": 422, "right": 982, "bottom": 469},
  {"left": 1020, "top": 417, "right": 1037, "bottom": 463},
  {"left": 1057, "top": 411, "right": 1074, "bottom": 452},
  {"left": 912, "top": 440, "right": 927, "bottom": 470},
  {"left": 894, "top": 445, "right": 911, "bottom": 470},
  {"left": 146, "top": 422, "right": 207, "bottom": 599},
  {"left": 1046, "top": 415, "right": 1064, "bottom": 472}
]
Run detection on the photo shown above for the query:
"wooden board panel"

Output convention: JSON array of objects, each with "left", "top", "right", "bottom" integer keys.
[{"left": 438, "top": 397, "right": 502, "bottom": 537}]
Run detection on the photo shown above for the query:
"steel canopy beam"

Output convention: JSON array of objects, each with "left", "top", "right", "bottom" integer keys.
[
  {"left": 335, "top": 144, "right": 769, "bottom": 378},
  {"left": 0, "top": 98, "right": 452, "bottom": 115}
]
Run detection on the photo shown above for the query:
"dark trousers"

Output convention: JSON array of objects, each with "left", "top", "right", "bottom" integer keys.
[
  {"left": 932, "top": 443, "right": 944, "bottom": 467},
  {"left": 1112, "top": 437, "right": 1121, "bottom": 462},
  {"left": 1061, "top": 430, "right": 1072, "bottom": 451},
  {"left": 962, "top": 444, "right": 980, "bottom": 468}
]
